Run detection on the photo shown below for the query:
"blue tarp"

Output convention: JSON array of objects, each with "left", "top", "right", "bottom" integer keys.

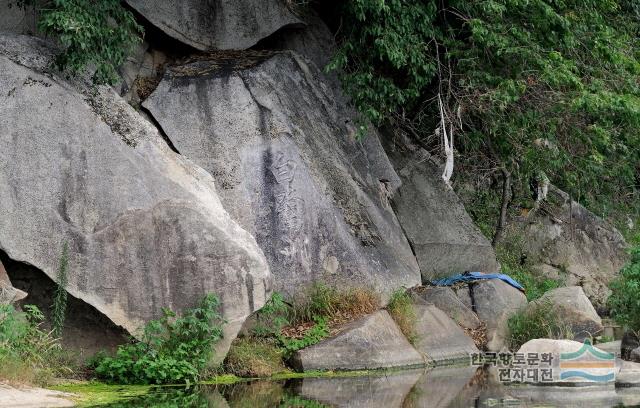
[{"left": 431, "top": 271, "right": 525, "bottom": 292}]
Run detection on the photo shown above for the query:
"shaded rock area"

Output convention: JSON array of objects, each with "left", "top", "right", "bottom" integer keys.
[
  {"left": 382, "top": 139, "right": 499, "bottom": 282},
  {"left": 622, "top": 331, "right": 640, "bottom": 361},
  {"left": 0, "top": 34, "right": 271, "bottom": 359},
  {"left": 413, "top": 286, "right": 481, "bottom": 329},
  {"left": 632, "top": 348, "right": 640, "bottom": 363},
  {"left": 144, "top": 51, "right": 420, "bottom": 298},
  {"left": 535, "top": 286, "right": 603, "bottom": 341},
  {"left": 515, "top": 186, "right": 628, "bottom": 308},
  {"left": 0, "top": 258, "right": 26, "bottom": 305},
  {"left": 2, "top": 252, "right": 129, "bottom": 356},
  {"left": 125, "top": 0, "right": 303, "bottom": 51},
  {"left": 291, "top": 311, "right": 423, "bottom": 371},
  {"left": 412, "top": 302, "right": 479, "bottom": 364},
  {"left": 0, "top": 0, "right": 37, "bottom": 35},
  {"left": 473, "top": 279, "right": 527, "bottom": 351},
  {"left": 296, "top": 370, "right": 423, "bottom": 408}
]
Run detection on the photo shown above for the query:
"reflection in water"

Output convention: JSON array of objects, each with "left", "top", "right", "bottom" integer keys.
[{"left": 97, "top": 366, "right": 640, "bottom": 408}]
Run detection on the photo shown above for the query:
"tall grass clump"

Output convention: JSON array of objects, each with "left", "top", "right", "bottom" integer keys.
[
  {"left": 507, "top": 301, "right": 573, "bottom": 350},
  {"left": 608, "top": 247, "right": 640, "bottom": 335},
  {"left": 386, "top": 289, "right": 417, "bottom": 344}
]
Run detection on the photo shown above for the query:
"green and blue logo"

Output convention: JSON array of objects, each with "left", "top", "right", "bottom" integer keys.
[{"left": 559, "top": 339, "right": 616, "bottom": 382}]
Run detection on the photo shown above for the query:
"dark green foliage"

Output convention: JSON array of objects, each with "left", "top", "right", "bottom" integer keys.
[
  {"left": 93, "top": 294, "right": 224, "bottom": 385},
  {"left": 276, "top": 316, "right": 329, "bottom": 357},
  {"left": 16, "top": 0, "right": 143, "bottom": 84},
  {"left": 52, "top": 241, "right": 68, "bottom": 339},
  {"left": 333, "top": 0, "right": 640, "bottom": 226},
  {"left": 0, "top": 304, "right": 76, "bottom": 384},
  {"left": 608, "top": 247, "right": 640, "bottom": 333},
  {"left": 507, "top": 301, "right": 573, "bottom": 350}
]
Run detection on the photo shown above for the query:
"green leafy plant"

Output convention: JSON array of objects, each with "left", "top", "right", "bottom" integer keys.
[
  {"left": 608, "top": 247, "right": 640, "bottom": 333},
  {"left": 253, "top": 292, "right": 290, "bottom": 338},
  {"left": 93, "top": 294, "right": 224, "bottom": 385},
  {"left": 0, "top": 304, "right": 76, "bottom": 385},
  {"left": 507, "top": 301, "right": 573, "bottom": 350},
  {"left": 276, "top": 316, "right": 329, "bottom": 357},
  {"left": 386, "top": 289, "right": 417, "bottom": 344},
  {"left": 15, "top": 0, "right": 143, "bottom": 84},
  {"left": 52, "top": 241, "right": 69, "bottom": 338}
]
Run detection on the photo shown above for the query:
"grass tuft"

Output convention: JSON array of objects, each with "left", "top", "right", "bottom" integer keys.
[
  {"left": 507, "top": 301, "right": 573, "bottom": 350},
  {"left": 386, "top": 289, "right": 417, "bottom": 344}
]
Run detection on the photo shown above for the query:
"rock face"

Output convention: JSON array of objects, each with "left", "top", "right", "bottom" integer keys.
[
  {"left": 473, "top": 279, "right": 528, "bottom": 351},
  {"left": 622, "top": 331, "right": 640, "bottom": 361},
  {"left": 517, "top": 186, "right": 628, "bottom": 308},
  {"left": 382, "top": 143, "right": 499, "bottom": 282},
  {"left": 412, "top": 303, "right": 479, "bottom": 364},
  {"left": 535, "top": 286, "right": 603, "bottom": 341},
  {"left": 0, "top": 0, "right": 38, "bottom": 35},
  {"left": 291, "top": 310, "right": 424, "bottom": 371},
  {"left": 618, "top": 360, "right": 640, "bottom": 387},
  {"left": 414, "top": 286, "right": 481, "bottom": 329},
  {"left": 144, "top": 51, "right": 420, "bottom": 297},
  {"left": 0, "top": 35, "right": 271, "bottom": 359},
  {"left": 125, "top": 0, "right": 302, "bottom": 51}
]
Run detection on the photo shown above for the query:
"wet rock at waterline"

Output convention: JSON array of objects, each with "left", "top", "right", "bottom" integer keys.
[
  {"left": 144, "top": 51, "right": 420, "bottom": 298},
  {"left": 534, "top": 286, "right": 603, "bottom": 341},
  {"left": 412, "top": 302, "right": 479, "bottom": 364},
  {"left": 413, "top": 286, "right": 481, "bottom": 330},
  {"left": 291, "top": 311, "right": 423, "bottom": 371},
  {"left": 125, "top": 0, "right": 303, "bottom": 51},
  {"left": 473, "top": 279, "right": 528, "bottom": 351},
  {"left": 0, "top": 35, "right": 271, "bottom": 360}
]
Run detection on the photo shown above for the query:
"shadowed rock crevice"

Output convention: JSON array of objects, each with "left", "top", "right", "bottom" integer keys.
[{"left": 0, "top": 249, "right": 129, "bottom": 357}]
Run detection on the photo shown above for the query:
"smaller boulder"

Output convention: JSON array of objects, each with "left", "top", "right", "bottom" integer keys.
[
  {"left": 412, "top": 303, "right": 479, "bottom": 365},
  {"left": 291, "top": 310, "right": 424, "bottom": 372},
  {"left": 536, "top": 286, "right": 603, "bottom": 341},
  {"left": 617, "top": 360, "right": 640, "bottom": 387},
  {"left": 631, "top": 347, "right": 640, "bottom": 363},
  {"left": 473, "top": 279, "right": 528, "bottom": 351},
  {"left": 0, "top": 260, "right": 27, "bottom": 305},
  {"left": 413, "top": 287, "right": 481, "bottom": 329}
]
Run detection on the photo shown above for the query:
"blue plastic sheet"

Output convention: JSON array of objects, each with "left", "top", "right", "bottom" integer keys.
[{"left": 431, "top": 271, "right": 525, "bottom": 292}]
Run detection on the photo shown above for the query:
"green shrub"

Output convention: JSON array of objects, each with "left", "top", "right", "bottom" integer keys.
[
  {"left": 0, "top": 304, "right": 76, "bottom": 385},
  {"left": 15, "top": 0, "right": 143, "bottom": 84},
  {"left": 276, "top": 316, "right": 329, "bottom": 358},
  {"left": 507, "top": 302, "right": 573, "bottom": 350},
  {"left": 52, "top": 241, "right": 69, "bottom": 338},
  {"left": 224, "top": 337, "right": 287, "bottom": 377},
  {"left": 386, "top": 289, "right": 417, "bottom": 344},
  {"left": 608, "top": 247, "right": 640, "bottom": 333},
  {"left": 93, "top": 294, "right": 224, "bottom": 385}
]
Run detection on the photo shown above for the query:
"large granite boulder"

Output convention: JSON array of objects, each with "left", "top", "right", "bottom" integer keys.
[
  {"left": 125, "top": 0, "right": 303, "bottom": 51},
  {"left": 535, "top": 286, "right": 603, "bottom": 341},
  {"left": 0, "top": 35, "right": 271, "bottom": 359},
  {"left": 412, "top": 303, "right": 479, "bottom": 365},
  {"left": 473, "top": 279, "right": 528, "bottom": 351},
  {"left": 413, "top": 286, "right": 481, "bottom": 329},
  {"left": 382, "top": 141, "right": 499, "bottom": 282},
  {"left": 516, "top": 186, "right": 628, "bottom": 308},
  {"left": 143, "top": 51, "right": 420, "bottom": 298},
  {"left": 290, "top": 310, "right": 424, "bottom": 371}
]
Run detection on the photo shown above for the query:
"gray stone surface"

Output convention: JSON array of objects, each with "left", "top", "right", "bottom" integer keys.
[
  {"left": 144, "top": 51, "right": 420, "bottom": 298},
  {"left": 414, "top": 286, "right": 481, "bottom": 329},
  {"left": 596, "top": 340, "right": 621, "bottom": 357},
  {"left": 382, "top": 143, "right": 499, "bottom": 282},
  {"left": 617, "top": 360, "right": 640, "bottom": 387},
  {"left": 412, "top": 303, "right": 479, "bottom": 364},
  {"left": 291, "top": 310, "right": 424, "bottom": 371},
  {"left": 297, "top": 370, "right": 423, "bottom": 408},
  {"left": 516, "top": 186, "right": 628, "bottom": 308},
  {"left": 622, "top": 331, "right": 640, "bottom": 361},
  {"left": 473, "top": 279, "right": 528, "bottom": 351},
  {"left": 125, "top": 0, "right": 303, "bottom": 51},
  {"left": 632, "top": 347, "right": 640, "bottom": 363},
  {"left": 0, "top": 0, "right": 38, "bottom": 35},
  {"left": 536, "top": 286, "right": 603, "bottom": 341},
  {"left": 0, "top": 385, "right": 74, "bottom": 408},
  {"left": 0, "top": 35, "right": 271, "bottom": 360}
]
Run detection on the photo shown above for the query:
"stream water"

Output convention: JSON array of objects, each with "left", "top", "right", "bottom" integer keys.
[{"left": 97, "top": 366, "right": 640, "bottom": 407}]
